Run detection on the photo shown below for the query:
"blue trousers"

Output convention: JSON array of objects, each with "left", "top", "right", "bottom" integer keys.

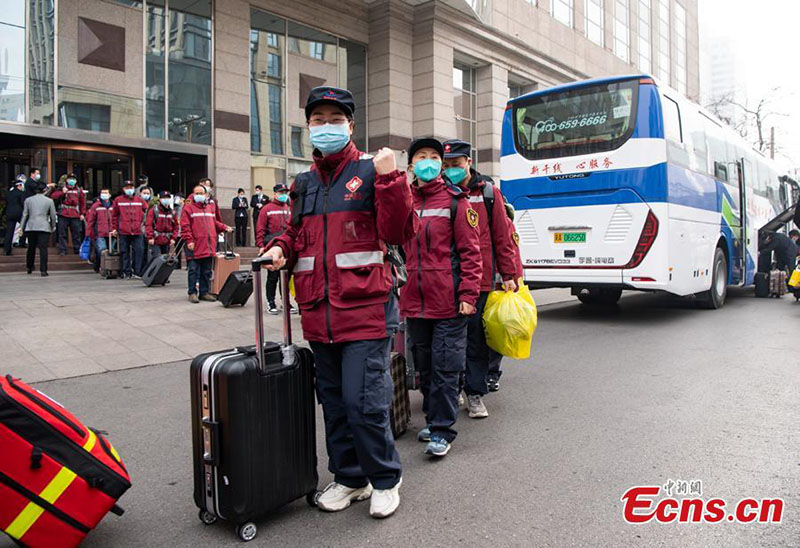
[
  {"left": 309, "top": 337, "right": 402, "bottom": 490},
  {"left": 465, "top": 292, "right": 503, "bottom": 395},
  {"left": 187, "top": 256, "right": 212, "bottom": 296},
  {"left": 119, "top": 234, "right": 144, "bottom": 276},
  {"left": 407, "top": 316, "right": 467, "bottom": 443},
  {"left": 93, "top": 236, "right": 109, "bottom": 271}
]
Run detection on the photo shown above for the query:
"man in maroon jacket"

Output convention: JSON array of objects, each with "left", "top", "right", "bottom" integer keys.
[
  {"left": 146, "top": 191, "right": 179, "bottom": 256},
  {"left": 400, "top": 138, "right": 482, "bottom": 458},
  {"left": 86, "top": 188, "right": 114, "bottom": 273},
  {"left": 50, "top": 173, "right": 86, "bottom": 256},
  {"left": 261, "top": 87, "right": 417, "bottom": 519},
  {"left": 442, "top": 140, "right": 519, "bottom": 414},
  {"left": 255, "top": 182, "right": 294, "bottom": 314},
  {"left": 181, "top": 185, "right": 232, "bottom": 303},
  {"left": 111, "top": 180, "right": 148, "bottom": 279}
]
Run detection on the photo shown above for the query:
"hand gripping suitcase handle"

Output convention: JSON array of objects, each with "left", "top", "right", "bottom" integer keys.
[{"left": 251, "top": 256, "right": 294, "bottom": 372}]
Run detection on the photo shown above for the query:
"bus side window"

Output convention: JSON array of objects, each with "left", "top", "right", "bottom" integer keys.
[{"left": 662, "top": 96, "right": 682, "bottom": 142}]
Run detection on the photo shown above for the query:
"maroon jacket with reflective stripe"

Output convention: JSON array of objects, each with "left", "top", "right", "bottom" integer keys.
[
  {"left": 255, "top": 199, "right": 290, "bottom": 247},
  {"left": 111, "top": 195, "right": 148, "bottom": 235},
  {"left": 180, "top": 200, "right": 227, "bottom": 259},
  {"left": 399, "top": 177, "right": 482, "bottom": 319},
  {"left": 464, "top": 172, "right": 518, "bottom": 291},
  {"left": 271, "top": 142, "right": 418, "bottom": 344},
  {"left": 86, "top": 200, "right": 113, "bottom": 238},
  {"left": 145, "top": 206, "right": 179, "bottom": 245},
  {"left": 51, "top": 187, "right": 86, "bottom": 219}
]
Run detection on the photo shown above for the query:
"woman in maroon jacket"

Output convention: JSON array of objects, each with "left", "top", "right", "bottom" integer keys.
[
  {"left": 399, "top": 138, "right": 482, "bottom": 459},
  {"left": 180, "top": 185, "right": 232, "bottom": 303},
  {"left": 86, "top": 188, "right": 114, "bottom": 273},
  {"left": 261, "top": 87, "right": 417, "bottom": 519},
  {"left": 146, "top": 191, "right": 179, "bottom": 256}
]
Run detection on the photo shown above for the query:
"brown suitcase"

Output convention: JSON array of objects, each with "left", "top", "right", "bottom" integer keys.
[
  {"left": 100, "top": 235, "right": 121, "bottom": 278},
  {"left": 211, "top": 235, "right": 240, "bottom": 295},
  {"left": 768, "top": 269, "right": 787, "bottom": 297},
  {"left": 389, "top": 352, "right": 411, "bottom": 438}
]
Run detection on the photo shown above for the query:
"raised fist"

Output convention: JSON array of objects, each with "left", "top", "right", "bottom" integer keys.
[{"left": 373, "top": 147, "right": 397, "bottom": 176}]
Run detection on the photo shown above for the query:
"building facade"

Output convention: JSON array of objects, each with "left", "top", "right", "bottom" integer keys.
[{"left": 0, "top": 0, "right": 699, "bottom": 227}]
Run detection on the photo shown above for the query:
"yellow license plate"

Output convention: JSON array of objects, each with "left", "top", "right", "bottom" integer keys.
[{"left": 554, "top": 232, "right": 587, "bottom": 243}]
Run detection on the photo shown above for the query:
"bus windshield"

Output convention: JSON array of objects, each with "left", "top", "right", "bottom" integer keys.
[{"left": 513, "top": 79, "right": 639, "bottom": 161}]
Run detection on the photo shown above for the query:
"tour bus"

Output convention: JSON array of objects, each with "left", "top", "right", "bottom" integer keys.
[{"left": 500, "top": 75, "right": 796, "bottom": 308}]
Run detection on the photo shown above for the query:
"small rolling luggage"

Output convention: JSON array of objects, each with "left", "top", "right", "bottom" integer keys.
[
  {"left": 100, "top": 235, "right": 121, "bottom": 279},
  {"left": 190, "top": 259, "right": 318, "bottom": 542},
  {"left": 389, "top": 352, "right": 411, "bottom": 438},
  {"left": 754, "top": 272, "right": 769, "bottom": 298},
  {"left": 142, "top": 241, "right": 184, "bottom": 287},
  {"left": 0, "top": 375, "right": 131, "bottom": 547},
  {"left": 211, "top": 234, "right": 240, "bottom": 296},
  {"left": 768, "top": 269, "right": 787, "bottom": 298},
  {"left": 217, "top": 270, "right": 253, "bottom": 307}
]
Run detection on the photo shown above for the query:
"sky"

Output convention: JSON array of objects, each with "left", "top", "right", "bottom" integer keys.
[{"left": 699, "top": 0, "right": 800, "bottom": 171}]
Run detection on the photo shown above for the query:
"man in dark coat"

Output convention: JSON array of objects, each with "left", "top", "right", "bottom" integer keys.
[
  {"left": 761, "top": 231, "right": 798, "bottom": 272},
  {"left": 4, "top": 175, "right": 26, "bottom": 255}
]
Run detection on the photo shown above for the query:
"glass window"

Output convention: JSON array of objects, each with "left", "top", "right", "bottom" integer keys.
[
  {"left": 662, "top": 95, "right": 681, "bottom": 142},
  {"left": 613, "top": 0, "right": 630, "bottom": 62},
  {"left": 168, "top": 0, "right": 212, "bottom": 144},
  {"left": 585, "top": 0, "right": 604, "bottom": 46},
  {"left": 637, "top": 0, "right": 651, "bottom": 73},
  {"left": 57, "top": 87, "right": 143, "bottom": 137},
  {"left": 0, "top": 1, "right": 26, "bottom": 123},
  {"left": 102, "top": 0, "right": 142, "bottom": 7},
  {"left": 674, "top": 2, "right": 687, "bottom": 95},
  {"left": 29, "top": 0, "right": 55, "bottom": 126},
  {"left": 338, "top": 39, "right": 367, "bottom": 151},
  {"left": 250, "top": 9, "right": 368, "bottom": 180},
  {"left": 454, "top": 63, "right": 477, "bottom": 164},
  {"left": 513, "top": 79, "right": 639, "bottom": 161},
  {"left": 553, "top": 0, "right": 574, "bottom": 27},
  {"left": 657, "top": 0, "right": 670, "bottom": 84},
  {"left": 146, "top": 0, "right": 166, "bottom": 139}
]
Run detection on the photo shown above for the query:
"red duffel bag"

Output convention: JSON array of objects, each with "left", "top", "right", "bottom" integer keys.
[{"left": 0, "top": 375, "right": 131, "bottom": 547}]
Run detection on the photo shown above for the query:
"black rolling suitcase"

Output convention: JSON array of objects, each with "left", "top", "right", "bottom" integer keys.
[
  {"left": 217, "top": 270, "right": 253, "bottom": 307},
  {"left": 142, "top": 241, "right": 183, "bottom": 287},
  {"left": 190, "top": 259, "right": 319, "bottom": 542},
  {"left": 754, "top": 272, "right": 769, "bottom": 298}
]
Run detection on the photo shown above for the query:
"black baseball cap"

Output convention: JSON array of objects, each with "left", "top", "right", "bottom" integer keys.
[
  {"left": 305, "top": 87, "right": 355, "bottom": 121},
  {"left": 158, "top": 190, "right": 172, "bottom": 198},
  {"left": 443, "top": 139, "right": 471, "bottom": 158},
  {"left": 408, "top": 138, "right": 444, "bottom": 160},
  {"left": 273, "top": 183, "right": 289, "bottom": 193}
]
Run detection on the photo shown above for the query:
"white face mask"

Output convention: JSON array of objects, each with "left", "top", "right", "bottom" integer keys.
[
  {"left": 141, "top": 193, "right": 151, "bottom": 200},
  {"left": 100, "top": 193, "right": 110, "bottom": 201}
]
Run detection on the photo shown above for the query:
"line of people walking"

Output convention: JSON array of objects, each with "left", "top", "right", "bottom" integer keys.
[{"left": 258, "top": 86, "right": 524, "bottom": 518}]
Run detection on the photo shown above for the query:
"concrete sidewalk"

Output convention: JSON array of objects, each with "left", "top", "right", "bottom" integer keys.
[{"left": 0, "top": 271, "right": 574, "bottom": 383}]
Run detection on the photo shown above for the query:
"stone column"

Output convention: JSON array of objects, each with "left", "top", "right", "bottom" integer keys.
[
  {"left": 211, "top": 0, "right": 251, "bottom": 221},
  {"left": 476, "top": 63, "right": 508, "bottom": 182},
  {"left": 367, "top": 0, "right": 414, "bottom": 155}
]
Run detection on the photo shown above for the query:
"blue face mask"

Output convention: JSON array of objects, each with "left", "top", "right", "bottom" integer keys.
[
  {"left": 67, "top": 179, "right": 77, "bottom": 187},
  {"left": 309, "top": 123, "right": 350, "bottom": 155},
  {"left": 443, "top": 167, "right": 468, "bottom": 185},
  {"left": 277, "top": 193, "right": 289, "bottom": 203},
  {"left": 124, "top": 188, "right": 135, "bottom": 197},
  {"left": 413, "top": 159, "right": 442, "bottom": 183}
]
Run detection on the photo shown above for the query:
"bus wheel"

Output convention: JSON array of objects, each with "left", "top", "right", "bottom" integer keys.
[
  {"left": 577, "top": 288, "right": 622, "bottom": 306},
  {"left": 697, "top": 247, "right": 727, "bottom": 309}
]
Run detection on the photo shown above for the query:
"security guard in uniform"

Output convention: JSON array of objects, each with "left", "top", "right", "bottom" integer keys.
[{"left": 261, "top": 87, "right": 418, "bottom": 519}]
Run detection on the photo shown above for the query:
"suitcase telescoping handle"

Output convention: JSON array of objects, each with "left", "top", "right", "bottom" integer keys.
[{"left": 251, "top": 256, "right": 294, "bottom": 372}]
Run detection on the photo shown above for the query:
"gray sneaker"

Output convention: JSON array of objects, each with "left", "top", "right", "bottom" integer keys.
[{"left": 467, "top": 395, "right": 489, "bottom": 419}]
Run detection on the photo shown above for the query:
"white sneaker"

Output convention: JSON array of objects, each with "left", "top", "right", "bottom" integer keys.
[
  {"left": 369, "top": 478, "right": 402, "bottom": 519},
  {"left": 467, "top": 395, "right": 489, "bottom": 418},
  {"left": 316, "top": 482, "right": 372, "bottom": 512}
]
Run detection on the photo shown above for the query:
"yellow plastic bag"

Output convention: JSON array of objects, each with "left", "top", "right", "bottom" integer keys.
[
  {"left": 483, "top": 282, "right": 538, "bottom": 360},
  {"left": 789, "top": 267, "right": 800, "bottom": 288}
]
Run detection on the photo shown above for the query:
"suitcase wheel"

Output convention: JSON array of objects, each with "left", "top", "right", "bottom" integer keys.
[
  {"left": 306, "top": 490, "right": 322, "bottom": 508},
  {"left": 236, "top": 522, "right": 258, "bottom": 542},
  {"left": 198, "top": 509, "right": 217, "bottom": 525}
]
